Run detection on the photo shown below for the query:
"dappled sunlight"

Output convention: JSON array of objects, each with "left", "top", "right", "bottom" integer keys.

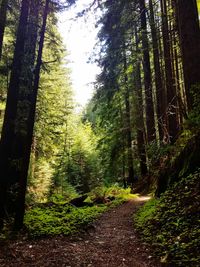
[{"left": 134, "top": 196, "right": 152, "bottom": 202}]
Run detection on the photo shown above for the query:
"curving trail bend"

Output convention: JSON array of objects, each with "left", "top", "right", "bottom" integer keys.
[{"left": 0, "top": 197, "right": 161, "bottom": 267}]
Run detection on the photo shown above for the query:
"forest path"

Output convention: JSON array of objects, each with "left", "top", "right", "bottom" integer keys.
[{"left": 0, "top": 197, "right": 162, "bottom": 267}]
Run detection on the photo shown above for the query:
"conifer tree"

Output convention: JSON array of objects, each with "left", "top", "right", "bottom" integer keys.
[{"left": 175, "top": 0, "right": 200, "bottom": 110}]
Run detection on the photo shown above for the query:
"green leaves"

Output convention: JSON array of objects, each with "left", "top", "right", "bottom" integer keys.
[
  {"left": 24, "top": 185, "right": 135, "bottom": 238},
  {"left": 134, "top": 170, "right": 200, "bottom": 266},
  {"left": 24, "top": 204, "right": 107, "bottom": 238}
]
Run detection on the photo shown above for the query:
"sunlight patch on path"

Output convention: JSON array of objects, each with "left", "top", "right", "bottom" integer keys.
[{"left": 134, "top": 196, "right": 152, "bottom": 202}]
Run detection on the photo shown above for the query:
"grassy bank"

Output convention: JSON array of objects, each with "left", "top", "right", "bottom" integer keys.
[{"left": 134, "top": 170, "right": 200, "bottom": 266}]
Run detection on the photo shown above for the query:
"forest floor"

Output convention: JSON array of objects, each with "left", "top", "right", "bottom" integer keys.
[{"left": 0, "top": 197, "right": 162, "bottom": 267}]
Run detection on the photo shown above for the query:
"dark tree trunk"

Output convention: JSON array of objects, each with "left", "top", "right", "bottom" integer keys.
[
  {"left": 149, "top": 0, "right": 165, "bottom": 141},
  {"left": 169, "top": 0, "right": 183, "bottom": 125},
  {"left": 120, "top": 107, "right": 127, "bottom": 187},
  {"left": 0, "top": 0, "right": 30, "bottom": 229},
  {"left": 175, "top": 0, "right": 200, "bottom": 110},
  {"left": 134, "top": 26, "right": 148, "bottom": 176},
  {"left": 139, "top": 0, "right": 155, "bottom": 143},
  {"left": 0, "top": 0, "right": 8, "bottom": 60},
  {"left": 173, "top": 35, "right": 183, "bottom": 124},
  {"left": 14, "top": 0, "right": 49, "bottom": 230},
  {"left": 124, "top": 90, "right": 135, "bottom": 185},
  {"left": 160, "top": 0, "right": 178, "bottom": 143},
  {"left": 135, "top": 65, "right": 148, "bottom": 176},
  {"left": 123, "top": 48, "right": 135, "bottom": 185}
]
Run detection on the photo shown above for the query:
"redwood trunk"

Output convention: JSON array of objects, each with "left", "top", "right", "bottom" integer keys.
[
  {"left": 175, "top": 0, "right": 200, "bottom": 110},
  {"left": 14, "top": 0, "right": 49, "bottom": 229},
  {"left": 139, "top": 0, "right": 155, "bottom": 143},
  {"left": 123, "top": 48, "right": 135, "bottom": 185},
  {"left": 160, "top": 0, "right": 178, "bottom": 142},
  {"left": 134, "top": 25, "right": 147, "bottom": 175},
  {"left": 0, "top": 0, "right": 30, "bottom": 229},
  {"left": 149, "top": 0, "right": 165, "bottom": 141}
]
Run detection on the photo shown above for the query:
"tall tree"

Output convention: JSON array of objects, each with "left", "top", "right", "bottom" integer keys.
[
  {"left": 13, "top": 0, "right": 47, "bottom": 229},
  {"left": 123, "top": 47, "right": 135, "bottom": 185},
  {"left": 0, "top": 0, "right": 76, "bottom": 229},
  {"left": 160, "top": 0, "right": 178, "bottom": 142},
  {"left": 139, "top": 0, "right": 155, "bottom": 143},
  {"left": 0, "top": 0, "right": 30, "bottom": 229},
  {"left": 134, "top": 26, "right": 147, "bottom": 175},
  {"left": 149, "top": 0, "right": 165, "bottom": 141},
  {"left": 175, "top": 0, "right": 200, "bottom": 110}
]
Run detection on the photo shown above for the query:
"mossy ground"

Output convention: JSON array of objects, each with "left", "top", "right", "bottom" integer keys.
[
  {"left": 134, "top": 170, "right": 200, "bottom": 266},
  {"left": 24, "top": 204, "right": 107, "bottom": 237},
  {"left": 24, "top": 186, "right": 136, "bottom": 238}
]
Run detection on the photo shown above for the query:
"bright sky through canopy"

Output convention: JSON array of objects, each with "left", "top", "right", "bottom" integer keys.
[{"left": 58, "top": 0, "right": 100, "bottom": 108}]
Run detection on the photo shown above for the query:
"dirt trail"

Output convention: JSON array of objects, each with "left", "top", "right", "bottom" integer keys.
[{"left": 0, "top": 197, "right": 161, "bottom": 267}]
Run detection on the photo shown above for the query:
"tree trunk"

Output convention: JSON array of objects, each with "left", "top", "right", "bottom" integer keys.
[
  {"left": 123, "top": 47, "right": 135, "bottom": 185},
  {"left": 135, "top": 70, "right": 148, "bottom": 176},
  {"left": 149, "top": 0, "right": 165, "bottom": 141},
  {"left": 169, "top": 0, "right": 184, "bottom": 124},
  {"left": 139, "top": 0, "right": 155, "bottom": 143},
  {"left": 0, "top": 0, "right": 8, "bottom": 60},
  {"left": 0, "top": 0, "right": 30, "bottom": 229},
  {"left": 14, "top": 0, "right": 50, "bottom": 230},
  {"left": 175, "top": 0, "right": 200, "bottom": 110},
  {"left": 160, "top": 0, "right": 178, "bottom": 143},
  {"left": 134, "top": 25, "right": 148, "bottom": 176},
  {"left": 124, "top": 90, "right": 135, "bottom": 185}
]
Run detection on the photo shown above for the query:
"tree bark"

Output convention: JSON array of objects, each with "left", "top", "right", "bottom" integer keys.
[
  {"left": 14, "top": 0, "right": 50, "bottom": 230},
  {"left": 139, "top": 0, "right": 155, "bottom": 143},
  {"left": 135, "top": 64, "right": 148, "bottom": 176},
  {"left": 160, "top": 0, "right": 178, "bottom": 143},
  {"left": 134, "top": 25, "right": 148, "bottom": 176},
  {"left": 175, "top": 0, "right": 200, "bottom": 110},
  {"left": 123, "top": 47, "right": 135, "bottom": 185},
  {"left": 149, "top": 0, "right": 165, "bottom": 141},
  {"left": 0, "top": 0, "right": 30, "bottom": 229}
]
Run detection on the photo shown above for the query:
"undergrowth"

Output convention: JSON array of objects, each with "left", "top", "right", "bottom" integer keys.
[
  {"left": 24, "top": 204, "right": 107, "bottom": 237},
  {"left": 134, "top": 170, "right": 200, "bottom": 266},
  {"left": 24, "top": 185, "right": 136, "bottom": 238},
  {"left": 87, "top": 185, "right": 136, "bottom": 202}
]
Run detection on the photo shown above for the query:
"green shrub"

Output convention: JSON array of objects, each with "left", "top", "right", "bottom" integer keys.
[
  {"left": 89, "top": 184, "right": 137, "bottom": 201},
  {"left": 24, "top": 204, "right": 107, "bottom": 238},
  {"left": 24, "top": 185, "right": 136, "bottom": 238},
  {"left": 134, "top": 170, "right": 200, "bottom": 266},
  {"left": 134, "top": 198, "right": 159, "bottom": 229}
]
